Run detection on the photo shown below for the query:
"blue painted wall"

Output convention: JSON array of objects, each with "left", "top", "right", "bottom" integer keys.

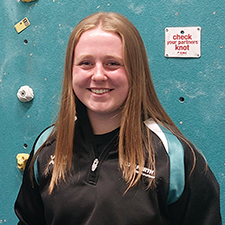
[{"left": 0, "top": 0, "right": 224, "bottom": 223}]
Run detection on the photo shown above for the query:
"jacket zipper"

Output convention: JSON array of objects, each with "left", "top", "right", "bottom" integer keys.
[
  {"left": 87, "top": 133, "right": 118, "bottom": 185},
  {"left": 91, "top": 158, "right": 99, "bottom": 171}
]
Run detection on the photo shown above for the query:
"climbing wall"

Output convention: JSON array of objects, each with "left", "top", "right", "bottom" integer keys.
[{"left": 0, "top": 0, "right": 224, "bottom": 223}]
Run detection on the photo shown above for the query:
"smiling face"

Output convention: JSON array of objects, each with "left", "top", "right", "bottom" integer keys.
[{"left": 72, "top": 27, "right": 129, "bottom": 120}]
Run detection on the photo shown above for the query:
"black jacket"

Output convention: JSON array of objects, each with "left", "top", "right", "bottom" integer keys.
[{"left": 15, "top": 106, "right": 221, "bottom": 225}]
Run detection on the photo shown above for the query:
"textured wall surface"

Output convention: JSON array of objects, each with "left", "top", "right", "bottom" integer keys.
[{"left": 0, "top": 0, "right": 224, "bottom": 223}]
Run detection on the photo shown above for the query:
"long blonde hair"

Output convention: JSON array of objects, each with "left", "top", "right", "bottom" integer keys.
[{"left": 33, "top": 12, "right": 194, "bottom": 193}]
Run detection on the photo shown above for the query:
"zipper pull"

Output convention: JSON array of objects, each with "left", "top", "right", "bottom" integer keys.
[{"left": 91, "top": 158, "right": 99, "bottom": 171}]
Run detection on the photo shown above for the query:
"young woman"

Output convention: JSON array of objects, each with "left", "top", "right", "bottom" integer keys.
[{"left": 15, "top": 12, "right": 221, "bottom": 225}]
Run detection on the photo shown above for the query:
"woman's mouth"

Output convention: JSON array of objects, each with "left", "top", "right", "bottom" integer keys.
[{"left": 89, "top": 89, "right": 112, "bottom": 94}]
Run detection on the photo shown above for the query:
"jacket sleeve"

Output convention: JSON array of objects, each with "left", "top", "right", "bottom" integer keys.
[
  {"left": 168, "top": 143, "right": 222, "bottom": 225},
  {"left": 14, "top": 150, "right": 47, "bottom": 225}
]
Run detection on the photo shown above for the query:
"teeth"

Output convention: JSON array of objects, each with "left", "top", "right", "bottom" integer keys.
[{"left": 91, "top": 89, "right": 110, "bottom": 94}]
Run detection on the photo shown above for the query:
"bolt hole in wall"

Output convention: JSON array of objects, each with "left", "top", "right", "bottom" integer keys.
[
  {"left": 179, "top": 97, "right": 185, "bottom": 103},
  {"left": 24, "top": 39, "right": 28, "bottom": 44},
  {"left": 23, "top": 143, "right": 28, "bottom": 149}
]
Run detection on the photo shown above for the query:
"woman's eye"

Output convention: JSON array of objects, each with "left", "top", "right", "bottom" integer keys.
[
  {"left": 109, "top": 62, "right": 120, "bottom": 65},
  {"left": 78, "top": 61, "right": 93, "bottom": 69},
  {"left": 104, "top": 61, "right": 124, "bottom": 71},
  {"left": 79, "top": 61, "right": 91, "bottom": 66},
  {"left": 105, "top": 61, "right": 121, "bottom": 68}
]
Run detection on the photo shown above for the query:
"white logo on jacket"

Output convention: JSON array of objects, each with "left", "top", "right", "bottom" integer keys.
[
  {"left": 135, "top": 165, "right": 155, "bottom": 179},
  {"left": 127, "top": 163, "right": 155, "bottom": 179}
]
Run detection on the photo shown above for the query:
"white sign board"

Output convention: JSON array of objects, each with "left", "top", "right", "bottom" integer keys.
[{"left": 165, "top": 27, "right": 201, "bottom": 58}]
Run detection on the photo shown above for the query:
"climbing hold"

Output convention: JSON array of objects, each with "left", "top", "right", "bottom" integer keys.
[
  {"left": 21, "top": 0, "right": 36, "bottom": 2},
  {"left": 17, "top": 85, "right": 34, "bottom": 102},
  {"left": 16, "top": 153, "right": 30, "bottom": 171},
  {"left": 14, "top": 17, "right": 30, "bottom": 33}
]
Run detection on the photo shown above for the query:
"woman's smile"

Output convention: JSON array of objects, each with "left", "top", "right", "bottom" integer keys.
[{"left": 89, "top": 88, "right": 112, "bottom": 95}]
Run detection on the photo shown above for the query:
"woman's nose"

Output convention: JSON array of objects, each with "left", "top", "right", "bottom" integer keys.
[{"left": 91, "top": 64, "right": 107, "bottom": 81}]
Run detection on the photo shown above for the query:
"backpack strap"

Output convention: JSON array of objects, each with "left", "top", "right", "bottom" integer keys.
[
  {"left": 33, "top": 126, "right": 54, "bottom": 185},
  {"left": 144, "top": 118, "right": 185, "bottom": 205}
]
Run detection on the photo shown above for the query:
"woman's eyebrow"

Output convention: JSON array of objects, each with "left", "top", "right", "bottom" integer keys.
[
  {"left": 74, "top": 54, "right": 92, "bottom": 61},
  {"left": 74, "top": 54, "right": 123, "bottom": 62},
  {"left": 73, "top": 54, "right": 92, "bottom": 64},
  {"left": 104, "top": 54, "right": 123, "bottom": 60}
]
